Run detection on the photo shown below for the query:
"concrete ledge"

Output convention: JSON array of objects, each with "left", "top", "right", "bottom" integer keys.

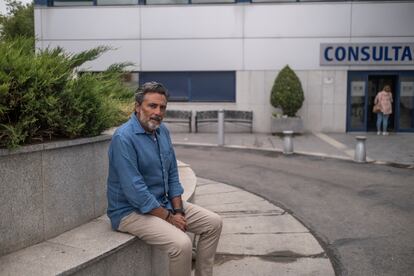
[
  {"left": 0, "top": 135, "right": 111, "bottom": 257},
  {"left": 0, "top": 135, "right": 112, "bottom": 157},
  {"left": 177, "top": 160, "right": 197, "bottom": 203},
  {"left": 0, "top": 162, "right": 197, "bottom": 276}
]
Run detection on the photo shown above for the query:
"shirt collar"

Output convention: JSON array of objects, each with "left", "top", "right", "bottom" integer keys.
[{"left": 130, "top": 113, "right": 161, "bottom": 135}]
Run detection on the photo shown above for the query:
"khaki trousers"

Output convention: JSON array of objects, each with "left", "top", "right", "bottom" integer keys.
[{"left": 118, "top": 202, "right": 222, "bottom": 276}]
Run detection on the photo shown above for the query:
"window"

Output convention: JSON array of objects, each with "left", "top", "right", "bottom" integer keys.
[
  {"left": 145, "top": 0, "right": 234, "bottom": 4},
  {"left": 139, "top": 72, "right": 235, "bottom": 102},
  {"left": 52, "top": 0, "right": 138, "bottom": 6},
  {"left": 145, "top": 0, "right": 187, "bottom": 4},
  {"left": 47, "top": 0, "right": 392, "bottom": 6},
  {"left": 191, "top": 0, "right": 235, "bottom": 3},
  {"left": 97, "top": 0, "right": 138, "bottom": 4},
  {"left": 251, "top": 0, "right": 294, "bottom": 2},
  {"left": 53, "top": 0, "right": 94, "bottom": 6}
]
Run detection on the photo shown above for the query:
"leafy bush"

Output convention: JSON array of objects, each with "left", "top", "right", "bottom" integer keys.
[
  {"left": 0, "top": 37, "right": 133, "bottom": 149},
  {"left": 0, "top": 0, "right": 34, "bottom": 39},
  {"left": 270, "top": 65, "right": 304, "bottom": 117}
]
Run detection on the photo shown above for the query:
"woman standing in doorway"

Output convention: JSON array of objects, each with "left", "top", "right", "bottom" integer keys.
[{"left": 374, "top": 85, "right": 393, "bottom": 135}]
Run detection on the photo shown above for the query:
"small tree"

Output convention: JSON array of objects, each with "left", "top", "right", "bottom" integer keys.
[
  {"left": 270, "top": 65, "right": 304, "bottom": 117},
  {"left": 0, "top": 0, "right": 34, "bottom": 39}
]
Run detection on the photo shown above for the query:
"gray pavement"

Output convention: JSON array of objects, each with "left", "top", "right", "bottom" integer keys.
[
  {"left": 171, "top": 130, "right": 413, "bottom": 275},
  {"left": 194, "top": 177, "right": 335, "bottom": 276},
  {"left": 171, "top": 131, "right": 414, "bottom": 166}
]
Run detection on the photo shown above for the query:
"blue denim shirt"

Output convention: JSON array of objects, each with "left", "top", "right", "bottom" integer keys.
[{"left": 106, "top": 114, "right": 184, "bottom": 230}]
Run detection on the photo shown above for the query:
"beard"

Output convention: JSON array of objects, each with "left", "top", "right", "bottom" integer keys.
[
  {"left": 138, "top": 111, "right": 162, "bottom": 132},
  {"left": 147, "top": 120, "right": 161, "bottom": 131}
]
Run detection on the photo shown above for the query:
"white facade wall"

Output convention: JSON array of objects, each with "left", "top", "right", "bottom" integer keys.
[{"left": 35, "top": 1, "right": 414, "bottom": 132}]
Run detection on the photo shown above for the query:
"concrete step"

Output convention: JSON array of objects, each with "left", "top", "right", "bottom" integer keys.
[
  {"left": 194, "top": 177, "right": 336, "bottom": 276},
  {"left": 0, "top": 216, "right": 164, "bottom": 276}
]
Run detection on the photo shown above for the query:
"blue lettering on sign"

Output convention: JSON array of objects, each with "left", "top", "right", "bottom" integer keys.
[
  {"left": 335, "top": 47, "right": 346, "bottom": 61},
  {"left": 372, "top": 46, "right": 383, "bottom": 61},
  {"left": 392, "top": 46, "right": 402, "bottom": 60},
  {"left": 324, "top": 47, "right": 333, "bottom": 61},
  {"left": 402, "top": 46, "right": 413, "bottom": 61},
  {"left": 321, "top": 43, "right": 414, "bottom": 65},
  {"left": 361, "top": 46, "right": 370, "bottom": 61},
  {"left": 384, "top": 47, "right": 392, "bottom": 61},
  {"left": 348, "top": 47, "right": 359, "bottom": 61}
]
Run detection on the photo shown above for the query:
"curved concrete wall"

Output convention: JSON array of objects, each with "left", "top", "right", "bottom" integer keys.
[
  {"left": 0, "top": 135, "right": 111, "bottom": 257},
  {"left": 0, "top": 134, "right": 198, "bottom": 275}
]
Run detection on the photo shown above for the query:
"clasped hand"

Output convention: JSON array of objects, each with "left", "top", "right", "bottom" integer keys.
[{"left": 167, "top": 213, "right": 187, "bottom": 232}]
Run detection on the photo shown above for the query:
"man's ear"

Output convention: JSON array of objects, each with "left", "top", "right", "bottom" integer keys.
[{"left": 135, "top": 102, "right": 141, "bottom": 113}]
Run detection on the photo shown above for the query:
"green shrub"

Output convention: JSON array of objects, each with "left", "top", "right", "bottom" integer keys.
[
  {"left": 0, "top": 0, "right": 34, "bottom": 39},
  {"left": 0, "top": 37, "right": 133, "bottom": 149},
  {"left": 270, "top": 65, "right": 304, "bottom": 117}
]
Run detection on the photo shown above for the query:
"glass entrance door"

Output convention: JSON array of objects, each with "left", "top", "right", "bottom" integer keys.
[
  {"left": 347, "top": 72, "right": 367, "bottom": 131},
  {"left": 347, "top": 71, "right": 414, "bottom": 132},
  {"left": 367, "top": 75, "right": 397, "bottom": 131},
  {"left": 399, "top": 75, "right": 414, "bottom": 131}
]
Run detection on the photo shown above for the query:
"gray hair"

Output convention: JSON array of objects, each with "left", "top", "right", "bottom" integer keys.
[{"left": 135, "top": 81, "right": 169, "bottom": 104}]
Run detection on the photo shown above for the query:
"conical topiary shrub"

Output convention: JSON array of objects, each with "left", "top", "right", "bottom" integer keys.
[{"left": 270, "top": 65, "right": 304, "bottom": 117}]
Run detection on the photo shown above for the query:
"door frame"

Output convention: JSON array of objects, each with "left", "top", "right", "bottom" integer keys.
[{"left": 346, "top": 70, "right": 414, "bottom": 132}]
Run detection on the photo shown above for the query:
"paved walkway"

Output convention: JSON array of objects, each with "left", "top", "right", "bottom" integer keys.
[
  {"left": 172, "top": 131, "right": 413, "bottom": 275},
  {"left": 194, "top": 177, "right": 335, "bottom": 276},
  {"left": 100, "top": 128, "right": 413, "bottom": 274},
  {"left": 171, "top": 132, "right": 414, "bottom": 166}
]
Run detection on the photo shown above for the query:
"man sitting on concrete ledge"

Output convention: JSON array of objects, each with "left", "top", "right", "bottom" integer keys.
[{"left": 107, "top": 81, "right": 222, "bottom": 276}]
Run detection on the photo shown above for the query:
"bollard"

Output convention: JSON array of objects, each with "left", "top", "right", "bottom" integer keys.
[
  {"left": 282, "top": 130, "right": 294, "bottom": 155},
  {"left": 217, "top": 109, "right": 225, "bottom": 146},
  {"left": 354, "top": 136, "right": 367, "bottom": 163}
]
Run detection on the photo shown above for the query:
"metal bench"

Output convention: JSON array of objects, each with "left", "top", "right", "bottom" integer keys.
[
  {"left": 195, "top": 110, "right": 253, "bottom": 133},
  {"left": 164, "top": 110, "right": 192, "bottom": 133}
]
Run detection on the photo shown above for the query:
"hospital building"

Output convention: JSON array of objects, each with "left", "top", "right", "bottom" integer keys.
[{"left": 33, "top": 0, "right": 414, "bottom": 133}]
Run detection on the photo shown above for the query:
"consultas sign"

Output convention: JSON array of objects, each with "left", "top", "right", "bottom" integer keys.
[{"left": 320, "top": 43, "right": 414, "bottom": 66}]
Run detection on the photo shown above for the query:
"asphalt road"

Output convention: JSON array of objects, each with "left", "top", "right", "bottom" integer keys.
[{"left": 175, "top": 146, "right": 414, "bottom": 276}]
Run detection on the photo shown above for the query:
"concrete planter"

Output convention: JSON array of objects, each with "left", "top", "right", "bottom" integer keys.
[
  {"left": 271, "top": 116, "right": 304, "bottom": 134},
  {"left": 0, "top": 134, "right": 199, "bottom": 275},
  {"left": 0, "top": 135, "right": 111, "bottom": 256}
]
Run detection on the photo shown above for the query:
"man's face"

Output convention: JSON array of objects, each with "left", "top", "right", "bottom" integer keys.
[{"left": 135, "top": 92, "right": 167, "bottom": 132}]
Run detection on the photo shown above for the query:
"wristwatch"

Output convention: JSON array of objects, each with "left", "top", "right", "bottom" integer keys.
[{"left": 173, "top": 207, "right": 185, "bottom": 215}]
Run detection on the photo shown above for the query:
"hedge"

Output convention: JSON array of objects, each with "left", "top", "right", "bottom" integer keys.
[{"left": 0, "top": 37, "right": 133, "bottom": 149}]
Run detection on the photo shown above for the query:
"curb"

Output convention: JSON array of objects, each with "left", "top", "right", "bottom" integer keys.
[{"left": 173, "top": 142, "right": 414, "bottom": 169}]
